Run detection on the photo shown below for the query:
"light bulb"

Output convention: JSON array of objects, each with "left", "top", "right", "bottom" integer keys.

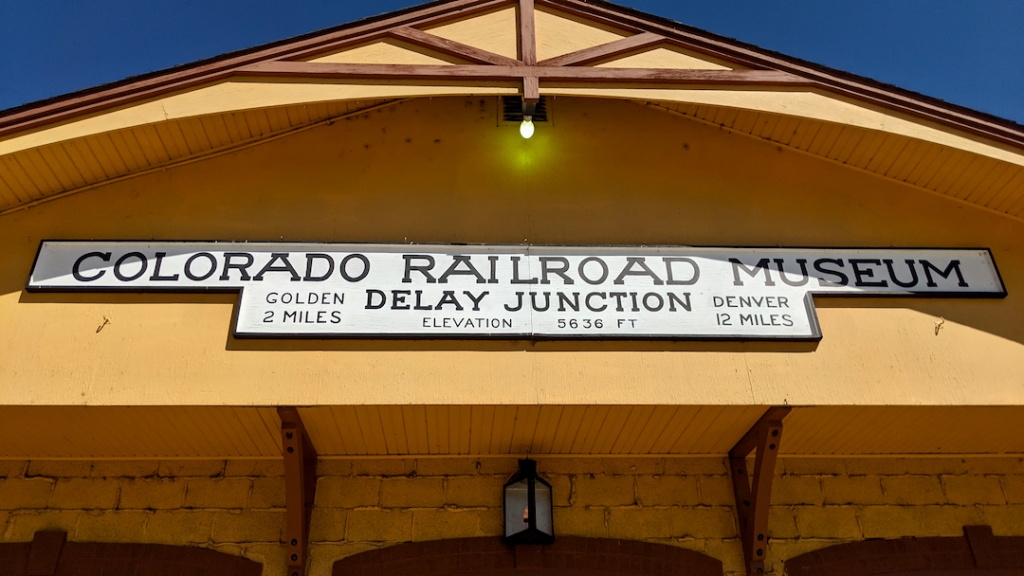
[{"left": 519, "top": 118, "right": 535, "bottom": 139}]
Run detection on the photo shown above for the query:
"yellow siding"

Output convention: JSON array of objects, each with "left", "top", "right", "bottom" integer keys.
[
  {"left": 534, "top": 7, "right": 629, "bottom": 61},
  {"left": 424, "top": 6, "right": 520, "bottom": 60},
  {"left": 0, "top": 98, "right": 1022, "bottom": 411},
  {"left": 304, "top": 39, "right": 464, "bottom": 65},
  {"left": 0, "top": 100, "right": 398, "bottom": 213},
  {"left": 595, "top": 47, "right": 734, "bottom": 70},
  {"left": 1, "top": 456, "right": 1022, "bottom": 576}
]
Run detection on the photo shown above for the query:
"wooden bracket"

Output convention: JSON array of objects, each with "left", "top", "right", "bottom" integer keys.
[
  {"left": 279, "top": 407, "right": 318, "bottom": 576},
  {"left": 729, "top": 406, "right": 790, "bottom": 576}
]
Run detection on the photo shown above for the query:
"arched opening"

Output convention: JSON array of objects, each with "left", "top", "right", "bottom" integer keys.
[
  {"left": 0, "top": 531, "right": 261, "bottom": 576},
  {"left": 786, "top": 526, "right": 1024, "bottom": 576},
  {"left": 332, "top": 536, "right": 723, "bottom": 576}
]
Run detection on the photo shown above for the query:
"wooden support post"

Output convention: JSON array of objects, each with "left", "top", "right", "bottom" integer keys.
[
  {"left": 279, "top": 407, "right": 318, "bottom": 576},
  {"left": 519, "top": 0, "right": 539, "bottom": 102},
  {"left": 729, "top": 406, "right": 790, "bottom": 576}
]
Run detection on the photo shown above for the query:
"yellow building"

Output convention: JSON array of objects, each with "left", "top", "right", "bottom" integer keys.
[{"left": 1, "top": 1, "right": 1023, "bottom": 575}]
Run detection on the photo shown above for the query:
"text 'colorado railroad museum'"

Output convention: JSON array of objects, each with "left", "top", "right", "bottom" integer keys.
[{"left": 1, "top": 1, "right": 1023, "bottom": 575}]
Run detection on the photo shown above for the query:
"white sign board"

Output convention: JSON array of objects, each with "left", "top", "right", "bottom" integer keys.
[{"left": 28, "top": 242, "right": 1005, "bottom": 340}]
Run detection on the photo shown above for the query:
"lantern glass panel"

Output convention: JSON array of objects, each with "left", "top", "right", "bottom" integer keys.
[
  {"left": 504, "top": 478, "right": 530, "bottom": 537},
  {"left": 534, "top": 480, "right": 553, "bottom": 535}
]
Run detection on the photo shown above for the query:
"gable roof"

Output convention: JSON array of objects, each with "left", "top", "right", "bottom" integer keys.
[{"left": 1, "top": 0, "right": 1022, "bottom": 218}]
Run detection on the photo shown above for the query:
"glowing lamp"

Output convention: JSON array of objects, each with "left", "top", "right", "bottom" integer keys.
[{"left": 519, "top": 117, "right": 535, "bottom": 139}]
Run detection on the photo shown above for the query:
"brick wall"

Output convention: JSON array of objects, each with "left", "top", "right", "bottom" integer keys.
[
  {"left": 766, "top": 457, "right": 1024, "bottom": 576},
  {"left": 2, "top": 457, "right": 1023, "bottom": 576},
  {"left": 0, "top": 460, "right": 287, "bottom": 574}
]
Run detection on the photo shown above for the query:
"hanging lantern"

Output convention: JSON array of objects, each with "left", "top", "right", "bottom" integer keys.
[{"left": 503, "top": 458, "right": 554, "bottom": 545}]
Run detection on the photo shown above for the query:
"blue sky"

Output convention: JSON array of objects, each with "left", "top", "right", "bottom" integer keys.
[{"left": 1, "top": 0, "right": 1022, "bottom": 123}]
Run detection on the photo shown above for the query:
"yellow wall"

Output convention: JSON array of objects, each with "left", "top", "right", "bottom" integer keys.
[
  {"left": 1, "top": 96, "right": 1023, "bottom": 406},
  {"left": 2, "top": 457, "right": 1022, "bottom": 576}
]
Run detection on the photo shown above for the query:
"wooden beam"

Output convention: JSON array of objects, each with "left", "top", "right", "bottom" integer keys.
[
  {"left": 4, "top": 0, "right": 1024, "bottom": 149},
  {"left": 0, "top": 0, "right": 508, "bottom": 138},
  {"left": 519, "top": 0, "right": 537, "bottom": 66},
  {"left": 389, "top": 26, "right": 522, "bottom": 66},
  {"left": 279, "top": 407, "right": 318, "bottom": 576},
  {"left": 729, "top": 406, "right": 790, "bottom": 576},
  {"left": 237, "top": 61, "right": 810, "bottom": 86},
  {"left": 538, "top": 32, "right": 665, "bottom": 66},
  {"left": 519, "top": 0, "right": 538, "bottom": 101}
]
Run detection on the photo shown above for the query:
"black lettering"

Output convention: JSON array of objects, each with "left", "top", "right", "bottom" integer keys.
[
  {"left": 774, "top": 258, "right": 809, "bottom": 287},
  {"left": 72, "top": 252, "right": 111, "bottom": 282},
  {"left": 578, "top": 257, "right": 609, "bottom": 285},
  {"left": 510, "top": 257, "right": 538, "bottom": 284},
  {"left": 664, "top": 257, "right": 700, "bottom": 285},
  {"left": 113, "top": 252, "right": 148, "bottom": 282},
  {"left": 254, "top": 253, "right": 301, "bottom": 282},
  {"left": 302, "top": 253, "right": 334, "bottom": 282},
  {"left": 391, "top": 290, "right": 411, "bottom": 310},
  {"left": 331, "top": 311, "right": 342, "bottom": 323},
  {"left": 149, "top": 252, "right": 179, "bottom": 281},
  {"left": 505, "top": 292, "right": 524, "bottom": 312},
  {"left": 642, "top": 292, "right": 664, "bottom": 311},
  {"left": 609, "top": 292, "right": 628, "bottom": 312},
  {"left": 883, "top": 259, "right": 920, "bottom": 288},
  {"left": 668, "top": 292, "right": 691, "bottom": 312},
  {"left": 614, "top": 257, "right": 664, "bottom": 285},
  {"left": 487, "top": 256, "right": 499, "bottom": 284},
  {"left": 813, "top": 258, "right": 848, "bottom": 287},
  {"left": 402, "top": 255, "right": 436, "bottom": 283},
  {"left": 463, "top": 291, "right": 489, "bottom": 311},
  {"left": 921, "top": 259, "right": 968, "bottom": 288},
  {"left": 339, "top": 254, "right": 370, "bottom": 282},
  {"left": 435, "top": 290, "right": 464, "bottom": 310},
  {"left": 531, "top": 292, "right": 551, "bottom": 312},
  {"left": 365, "top": 289, "right": 386, "bottom": 309},
  {"left": 438, "top": 255, "right": 487, "bottom": 284},
  {"left": 220, "top": 252, "right": 254, "bottom": 281},
  {"left": 557, "top": 292, "right": 580, "bottom": 312},
  {"left": 540, "top": 257, "right": 574, "bottom": 285},
  {"left": 413, "top": 290, "right": 433, "bottom": 310},
  {"left": 730, "top": 258, "right": 775, "bottom": 287},
  {"left": 585, "top": 292, "right": 607, "bottom": 312},
  {"left": 850, "top": 259, "right": 888, "bottom": 287},
  {"left": 184, "top": 252, "right": 217, "bottom": 281}
]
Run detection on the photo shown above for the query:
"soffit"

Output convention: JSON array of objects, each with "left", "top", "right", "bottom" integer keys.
[
  {"left": 0, "top": 99, "right": 398, "bottom": 214},
  {"left": 644, "top": 100, "right": 1024, "bottom": 218},
  {"left": 1, "top": 0, "right": 1022, "bottom": 218},
  {"left": 1, "top": 405, "right": 1021, "bottom": 458}
]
